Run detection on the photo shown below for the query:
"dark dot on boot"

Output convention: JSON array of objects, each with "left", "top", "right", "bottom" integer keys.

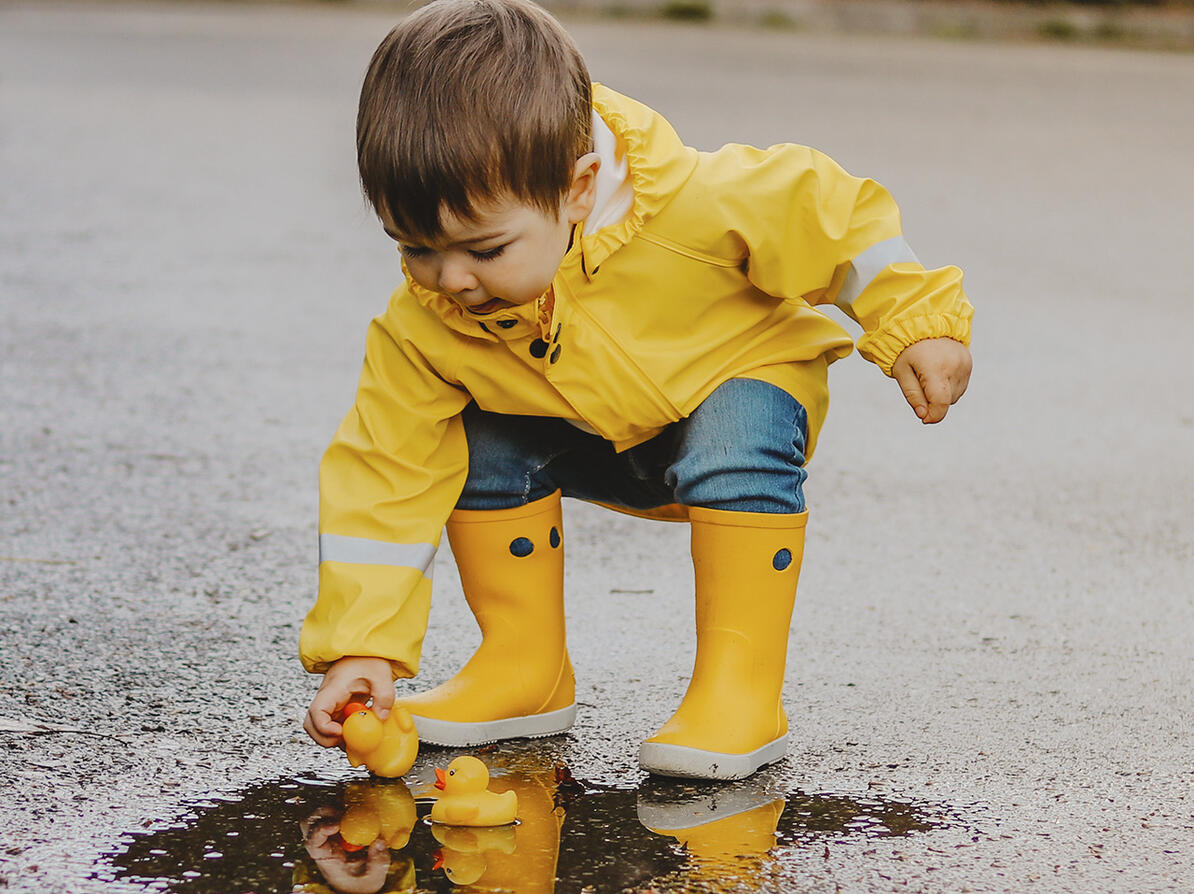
[
  {"left": 509, "top": 537, "right": 534, "bottom": 557},
  {"left": 549, "top": 527, "right": 561, "bottom": 548},
  {"left": 772, "top": 548, "right": 792, "bottom": 571}
]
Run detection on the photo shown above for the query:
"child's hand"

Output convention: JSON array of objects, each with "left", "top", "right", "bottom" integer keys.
[
  {"left": 303, "top": 656, "right": 395, "bottom": 748},
  {"left": 890, "top": 338, "right": 972, "bottom": 424}
]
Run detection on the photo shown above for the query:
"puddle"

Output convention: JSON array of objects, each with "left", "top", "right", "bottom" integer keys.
[{"left": 96, "top": 749, "right": 956, "bottom": 893}]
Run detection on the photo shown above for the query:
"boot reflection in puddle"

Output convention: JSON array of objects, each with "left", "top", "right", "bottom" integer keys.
[
  {"left": 297, "top": 779, "right": 418, "bottom": 894},
  {"left": 637, "top": 780, "right": 785, "bottom": 878},
  {"left": 427, "top": 754, "right": 565, "bottom": 892}
]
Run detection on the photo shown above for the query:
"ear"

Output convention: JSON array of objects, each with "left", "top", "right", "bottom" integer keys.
[{"left": 563, "top": 152, "right": 601, "bottom": 225}]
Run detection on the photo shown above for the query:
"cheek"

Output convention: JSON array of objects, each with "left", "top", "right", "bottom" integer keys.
[{"left": 402, "top": 257, "right": 435, "bottom": 288}]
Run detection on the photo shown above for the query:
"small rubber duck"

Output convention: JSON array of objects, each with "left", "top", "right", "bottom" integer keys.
[
  {"left": 429, "top": 755, "right": 519, "bottom": 826},
  {"left": 341, "top": 703, "right": 419, "bottom": 778}
]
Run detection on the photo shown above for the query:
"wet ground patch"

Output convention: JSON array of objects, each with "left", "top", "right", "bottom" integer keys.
[{"left": 95, "top": 749, "right": 965, "bottom": 893}]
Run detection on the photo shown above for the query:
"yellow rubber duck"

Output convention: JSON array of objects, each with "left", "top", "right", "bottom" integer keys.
[
  {"left": 341, "top": 704, "right": 419, "bottom": 778},
  {"left": 429, "top": 755, "right": 519, "bottom": 826}
]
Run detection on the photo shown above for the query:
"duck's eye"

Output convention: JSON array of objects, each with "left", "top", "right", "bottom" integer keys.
[{"left": 449, "top": 769, "right": 456, "bottom": 776}]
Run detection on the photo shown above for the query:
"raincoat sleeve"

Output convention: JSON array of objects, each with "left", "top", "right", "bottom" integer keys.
[
  {"left": 730, "top": 144, "right": 973, "bottom": 375},
  {"left": 300, "top": 298, "right": 471, "bottom": 679}
]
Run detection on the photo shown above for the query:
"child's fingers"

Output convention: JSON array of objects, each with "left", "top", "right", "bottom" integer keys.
[
  {"left": 304, "top": 689, "right": 347, "bottom": 747},
  {"left": 303, "top": 708, "right": 343, "bottom": 748},
  {"left": 921, "top": 375, "right": 954, "bottom": 424},
  {"left": 369, "top": 682, "right": 394, "bottom": 719},
  {"left": 893, "top": 363, "right": 929, "bottom": 420}
]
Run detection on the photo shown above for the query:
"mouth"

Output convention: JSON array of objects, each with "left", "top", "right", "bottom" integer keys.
[{"left": 466, "top": 298, "right": 510, "bottom": 315}]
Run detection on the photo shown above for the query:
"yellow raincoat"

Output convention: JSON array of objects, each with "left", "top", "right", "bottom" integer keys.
[{"left": 301, "top": 85, "right": 973, "bottom": 678}]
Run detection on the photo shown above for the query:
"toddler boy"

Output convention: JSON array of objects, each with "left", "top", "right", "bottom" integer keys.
[{"left": 301, "top": 0, "right": 973, "bottom": 780}]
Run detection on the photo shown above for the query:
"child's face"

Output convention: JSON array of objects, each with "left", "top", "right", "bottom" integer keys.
[
  {"left": 383, "top": 200, "right": 572, "bottom": 314},
  {"left": 380, "top": 155, "right": 600, "bottom": 315}
]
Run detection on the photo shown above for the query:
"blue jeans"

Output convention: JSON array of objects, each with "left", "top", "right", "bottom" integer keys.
[{"left": 456, "top": 378, "right": 808, "bottom": 514}]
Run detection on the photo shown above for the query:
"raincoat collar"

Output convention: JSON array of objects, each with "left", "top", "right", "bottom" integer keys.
[{"left": 579, "top": 84, "right": 699, "bottom": 275}]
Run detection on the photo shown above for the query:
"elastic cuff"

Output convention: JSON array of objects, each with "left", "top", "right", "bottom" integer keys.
[
  {"left": 300, "top": 656, "right": 415, "bottom": 680},
  {"left": 858, "top": 312, "right": 973, "bottom": 376},
  {"left": 388, "top": 659, "right": 415, "bottom": 681}
]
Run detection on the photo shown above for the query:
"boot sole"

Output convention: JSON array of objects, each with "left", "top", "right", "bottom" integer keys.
[
  {"left": 409, "top": 703, "right": 577, "bottom": 747},
  {"left": 638, "top": 734, "right": 789, "bottom": 780}
]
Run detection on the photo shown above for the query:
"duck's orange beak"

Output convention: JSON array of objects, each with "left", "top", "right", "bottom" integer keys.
[
  {"left": 434, "top": 767, "right": 447, "bottom": 790},
  {"left": 432, "top": 849, "right": 445, "bottom": 870}
]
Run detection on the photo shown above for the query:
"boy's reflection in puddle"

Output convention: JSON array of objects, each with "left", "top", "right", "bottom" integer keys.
[{"left": 104, "top": 748, "right": 952, "bottom": 893}]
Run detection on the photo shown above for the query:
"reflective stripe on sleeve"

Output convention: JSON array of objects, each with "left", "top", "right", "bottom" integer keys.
[
  {"left": 836, "top": 235, "right": 921, "bottom": 309},
  {"left": 319, "top": 534, "right": 437, "bottom": 577}
]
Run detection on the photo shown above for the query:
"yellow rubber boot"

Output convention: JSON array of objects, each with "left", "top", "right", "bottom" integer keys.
[
  {"left": 400, "top": 491, "right": 575, "bottom": 746},
  {"left": 638, "top": 507, "right": 807, "bottom": 780}
]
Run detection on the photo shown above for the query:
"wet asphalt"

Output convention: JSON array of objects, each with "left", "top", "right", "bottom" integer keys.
[{"left": 1, "top": 3, "right": 1193, "bottom": 892}]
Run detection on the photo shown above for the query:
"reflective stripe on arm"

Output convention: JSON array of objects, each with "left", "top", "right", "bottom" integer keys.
[
  {"left": 318, "top": 534, "right": 437, "bottom": 578},
  {"left": 836, "top": 235, "right": 921, "bottom": 310}
]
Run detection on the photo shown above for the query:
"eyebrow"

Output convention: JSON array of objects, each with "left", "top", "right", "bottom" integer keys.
[{"left": 384, "top": 226, "right": 508, "bottom": 247}]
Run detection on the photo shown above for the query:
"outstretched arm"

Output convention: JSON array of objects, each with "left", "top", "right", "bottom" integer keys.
[
  {"left": 890, "top": 338, "right": 972, "bottom": 424},
  {"left": 300, "top": 290, "right": 471, "bottom": 745}
]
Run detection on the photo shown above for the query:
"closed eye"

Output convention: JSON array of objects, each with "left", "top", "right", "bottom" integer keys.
[
  {"left": 398, "top": 244, "right": 431, "bottom": 259},
  {"left": 469, "top": 244, "right": 506, "bottom": 262}
]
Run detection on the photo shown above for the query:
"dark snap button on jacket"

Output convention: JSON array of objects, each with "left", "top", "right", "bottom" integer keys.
[
  {"left": 529, "top": 338, "right": 549, "bottom": 358},
  {"left": 549, "top": 345, "right": 562, "bottom": 364},
  {"left": 553, "top": 323, "right": 562, "bottom": 342}
]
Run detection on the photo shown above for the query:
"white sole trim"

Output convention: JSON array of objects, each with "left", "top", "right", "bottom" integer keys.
[
  {"left": 638, "top": 734, "right": 789, "bottom": 780},
  {"left": 409, "top": 703, "right": 577, "bottom": 747}
]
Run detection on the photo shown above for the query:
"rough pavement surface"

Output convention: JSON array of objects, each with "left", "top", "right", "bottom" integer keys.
[{"left": 1, "top": 3, "right": 1192, "bottom": 891}]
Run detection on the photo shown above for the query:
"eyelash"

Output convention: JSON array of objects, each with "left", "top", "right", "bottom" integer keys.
[
  {"left": 469, "top": 245, "right": 506, "bottom": 262},
  {"left": 398, "top": 245, "right": 506, "bottom": 262}
]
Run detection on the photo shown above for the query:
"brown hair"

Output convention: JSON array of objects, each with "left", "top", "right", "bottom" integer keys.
[{"left": 357, "top": 0, "right": 592, "bottom": 243}]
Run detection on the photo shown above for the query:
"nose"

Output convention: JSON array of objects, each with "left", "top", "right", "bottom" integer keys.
[{"left": 437, "top": 256, "right": 479, "bottom": 295}]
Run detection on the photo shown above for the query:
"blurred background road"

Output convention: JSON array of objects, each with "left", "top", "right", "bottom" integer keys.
[{"left": 1, "top": 2, "right": 1192, "bottom": 892}]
